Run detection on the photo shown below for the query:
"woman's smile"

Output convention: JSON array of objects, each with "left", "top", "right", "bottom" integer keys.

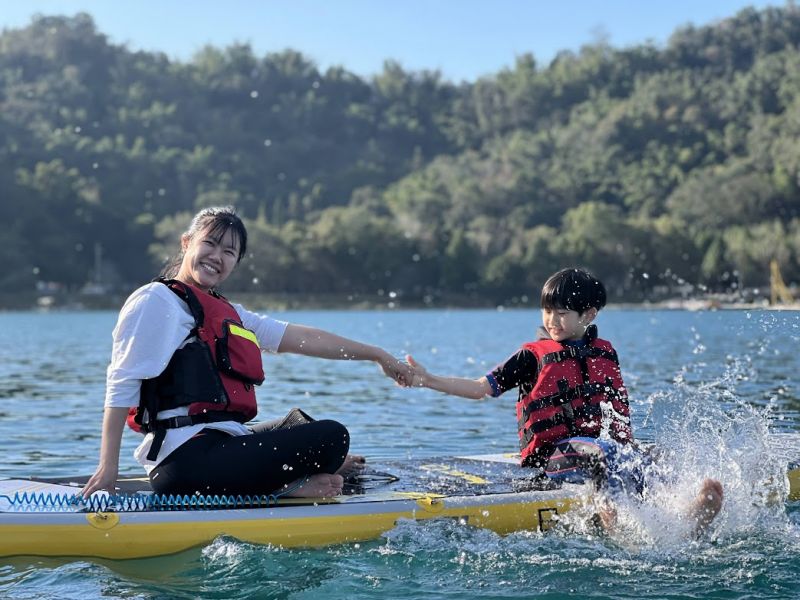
[{"left": 177, "top": 227, "right": 240, "bottom": 291}]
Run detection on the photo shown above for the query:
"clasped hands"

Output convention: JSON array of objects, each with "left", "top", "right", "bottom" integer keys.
[{"left": 378, "top": 353, "right": 428, "bottom": 388}]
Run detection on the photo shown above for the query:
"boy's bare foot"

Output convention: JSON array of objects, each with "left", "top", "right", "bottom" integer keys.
[
  {"left": 591, "top": 495, "right": 618, "bottom": 533},
  {"left": 283, "top": 473, "right": 344, "bottom": 498},
  {"left": 597, "top": 504, "right": 618, "bottom": 531},
  {"left": 336, "top": 454, "right": 367, "bottom": 476},
  {"left": 688, "top": 478, "right": 723, "bottom": 536}
]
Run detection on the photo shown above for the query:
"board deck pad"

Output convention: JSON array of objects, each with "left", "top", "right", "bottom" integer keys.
[{"left": 7, "top": 455, "right": 555, "bottom": 511}]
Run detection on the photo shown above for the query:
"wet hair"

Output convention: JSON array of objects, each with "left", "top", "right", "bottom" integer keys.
[
  {"left": 161, "top": 206, "right": 248, "bottom": 278},
  {"left": 540, "top": 267, "right": 607, "bottom": 313}
]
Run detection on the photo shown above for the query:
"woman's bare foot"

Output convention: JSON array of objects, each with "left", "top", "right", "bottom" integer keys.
[
  {"left": 688, "top": 478, "right": 723, "bottom": 536},
  {"left": 336, "top": 454, "right": 367, "bottom": 477},
  {"left": 283, "top": 473, "right": 344, "bottom": 498}
]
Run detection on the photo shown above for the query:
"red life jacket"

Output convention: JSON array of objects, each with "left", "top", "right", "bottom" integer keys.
[
  {"left": 126, "top": 279, "right": 265, "bottom": 460},
  {"left": 516, "top": 326, "right": 632, "bottom": 467}
]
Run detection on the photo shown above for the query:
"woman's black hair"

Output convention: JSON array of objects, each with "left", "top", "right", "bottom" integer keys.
[
  {"left": 540, "top": 267, "right": 607, "bottom": 313},
  {"left": 161, "top": 206, "right": 248, "bottom": 278}
]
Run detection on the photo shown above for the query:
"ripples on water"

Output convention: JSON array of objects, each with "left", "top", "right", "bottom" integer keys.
[{"left": 0, "top": 308, "right": 799, "bottom": 599}]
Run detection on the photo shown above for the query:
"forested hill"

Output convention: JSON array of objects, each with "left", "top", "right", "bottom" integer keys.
[{"left": 2, "top": 6, "right": 800, "bottom": 304}]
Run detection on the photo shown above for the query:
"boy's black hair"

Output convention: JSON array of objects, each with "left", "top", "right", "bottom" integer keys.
[{"left": 540, "top": 268, "right": 607, "bottom": 313}]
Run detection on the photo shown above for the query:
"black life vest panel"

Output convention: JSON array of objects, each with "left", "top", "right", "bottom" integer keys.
[
  {"left": 126, "top": 279, "right": 265, "bottom": 460},
  {"left": 516, "top": 325, "right": 632, "bottom": 467}
]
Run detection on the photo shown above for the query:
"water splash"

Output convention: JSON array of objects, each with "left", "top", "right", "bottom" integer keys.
[{"left": 609, "top": 356, "right": 795, "bottom": 551}]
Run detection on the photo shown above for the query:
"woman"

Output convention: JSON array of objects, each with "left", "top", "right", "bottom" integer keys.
[{"left": 82, "top": 206, "right": 411, "bottom": 499}]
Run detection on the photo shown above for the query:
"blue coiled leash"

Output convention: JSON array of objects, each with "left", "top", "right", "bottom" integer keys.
[{"left": 0, "top": 477, "right": 309, "bottom": 513}]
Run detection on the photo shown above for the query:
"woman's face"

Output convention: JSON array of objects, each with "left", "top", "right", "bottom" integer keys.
[{"left": 175, "top": 225, "right": 241, "bottom": 292}]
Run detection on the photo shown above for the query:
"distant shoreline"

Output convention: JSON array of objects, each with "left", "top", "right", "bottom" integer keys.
[{"left": 2, "top": 291, "right": 798, "bottom": 313}]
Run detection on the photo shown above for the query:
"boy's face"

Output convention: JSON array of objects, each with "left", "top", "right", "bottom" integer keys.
[{"left": 541, "top": 307, "right": 597, "bottom": 342}]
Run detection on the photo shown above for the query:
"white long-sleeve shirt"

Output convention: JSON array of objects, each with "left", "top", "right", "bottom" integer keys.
[{"left": 105, "top": 282, "right": 288, "bottom": 473}]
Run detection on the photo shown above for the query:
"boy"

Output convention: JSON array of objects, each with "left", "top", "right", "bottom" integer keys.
[{"left": 406, "top": 267, "right": 723, "bottom": 535}]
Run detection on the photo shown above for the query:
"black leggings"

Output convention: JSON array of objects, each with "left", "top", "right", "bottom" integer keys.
[{"left": 148, "top": 416, "right": 350, "bottom": 496}]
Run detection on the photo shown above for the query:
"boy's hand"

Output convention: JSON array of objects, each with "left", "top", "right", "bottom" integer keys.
[
  {"left": 405, "top": 355, "right": 489, "bottom": 399},
  {"left": 405, "top": 354, "right": 429, "bottom": 387}
]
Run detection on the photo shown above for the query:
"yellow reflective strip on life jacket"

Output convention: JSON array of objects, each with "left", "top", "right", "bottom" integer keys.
[{"left": 228, "top": 323, "right": 259, "bottom": 346}]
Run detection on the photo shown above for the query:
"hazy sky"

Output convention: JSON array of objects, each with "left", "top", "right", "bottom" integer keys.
[{"left": 0, "top": 1, "right": 788, "bottom": 82}]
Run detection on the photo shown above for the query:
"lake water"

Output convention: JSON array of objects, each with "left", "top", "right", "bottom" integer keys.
[{"left": 1, "top": 307, "right": 799, "bottom": 599}]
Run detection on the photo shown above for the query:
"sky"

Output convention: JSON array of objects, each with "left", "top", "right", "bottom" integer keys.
[{"left": 0, "top": 0, "right": 789, "bottom": 82}]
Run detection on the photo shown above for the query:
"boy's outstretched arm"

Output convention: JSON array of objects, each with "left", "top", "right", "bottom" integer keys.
[{"left": 406, "top": 355, "right": 493, "bottom": 399}]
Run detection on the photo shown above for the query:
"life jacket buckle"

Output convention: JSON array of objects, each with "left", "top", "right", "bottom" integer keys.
[{"left": 160, "top": 415, "right": 195, "bottom": 429}]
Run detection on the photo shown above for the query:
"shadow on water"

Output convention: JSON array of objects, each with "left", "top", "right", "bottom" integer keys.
[{"left": 1, "top": 541, "right": 349, "bottom": 600}]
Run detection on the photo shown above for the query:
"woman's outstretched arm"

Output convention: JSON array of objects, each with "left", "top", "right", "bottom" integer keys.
[{"left": 278, "top": 324, "right": 413, "bottom": 385}]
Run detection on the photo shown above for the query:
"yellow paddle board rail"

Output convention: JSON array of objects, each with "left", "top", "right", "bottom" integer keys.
[{"left": 0, "top": 492, "right": 581, "bottom": 559}]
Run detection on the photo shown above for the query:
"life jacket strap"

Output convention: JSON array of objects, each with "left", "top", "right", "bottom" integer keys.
[
  {"left": 517, "top": 380, "right": 619, "bottom": 429},
  {"left": 520, "top": 402, "right": 603, "bottom": 444},
  {"left": 539, "top": 346, "right": 619, "bottom": 367},
  {"left": 522, "top": 408, "right": 588, "bottom": 448},
  {"left": 155, "top": 277, "right": 206, "bottom": 329},
  {"left": 144, "top": 411, "right": 248, "bottom": 461}
]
